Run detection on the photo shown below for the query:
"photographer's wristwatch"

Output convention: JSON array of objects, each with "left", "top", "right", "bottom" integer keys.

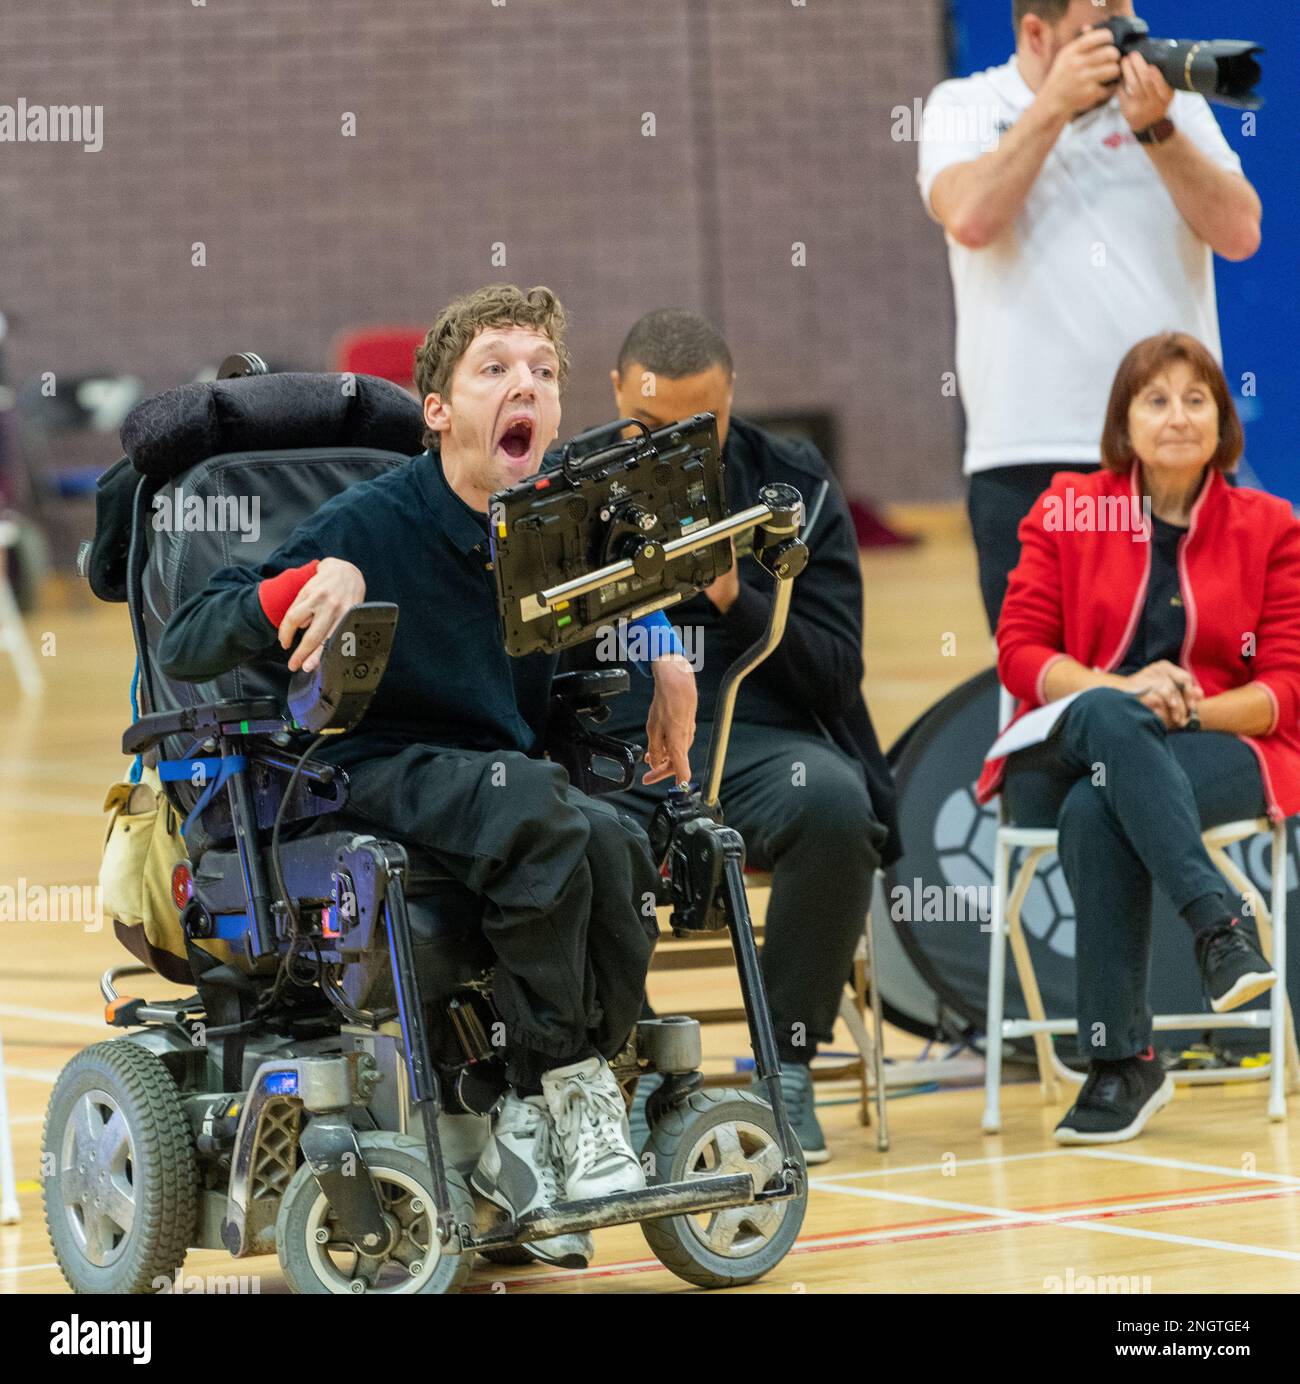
[{"left": 1135, "top": 117, "right": 1176, "bottom": 146}]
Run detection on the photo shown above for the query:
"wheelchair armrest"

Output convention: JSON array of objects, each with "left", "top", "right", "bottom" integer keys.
[
  {"left": 550, "top": 668, "right": 629, "bottom": 723},
  {"left": 122, "top": 697, "right": 286, "bottom": 755}
]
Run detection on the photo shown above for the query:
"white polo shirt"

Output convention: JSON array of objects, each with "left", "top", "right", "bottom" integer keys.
[{"left": 917, "top": 57, "right": 1244, "bottom": 476}]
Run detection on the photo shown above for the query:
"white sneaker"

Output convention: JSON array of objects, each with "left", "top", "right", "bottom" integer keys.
[
  {"left": 471, "top": 1091, "right": 594, "bottom": 1268},
  {"left": 543, "top": 1056, "right": 646, "bottom": 1201}
]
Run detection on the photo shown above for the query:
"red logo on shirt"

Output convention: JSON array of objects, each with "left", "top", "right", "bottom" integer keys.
[{"left": 1103, "top": 130, "right": 1137, "bottom": 149}]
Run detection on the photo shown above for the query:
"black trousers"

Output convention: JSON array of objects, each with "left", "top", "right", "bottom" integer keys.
[
  {"left": 344, "top": 745, "right": 662, "bottom": 1089},
  {"left": 967, "top": 463, "right": 1100, "bottom": 633},
  {"left": 604, "top": 719, "right": 888, "bottom": 1064},
  {"left": 1004, "top": 690, "right": 1267, "bottom": 1061}
]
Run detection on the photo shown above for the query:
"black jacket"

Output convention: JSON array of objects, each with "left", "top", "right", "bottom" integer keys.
[{"left": 159, "top": 450, "right": 558, "bottom": 768}]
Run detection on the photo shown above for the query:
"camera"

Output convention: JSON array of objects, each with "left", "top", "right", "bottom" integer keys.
[{"left": 1100, "top": 16, "right": 1264, "bottom": 109}]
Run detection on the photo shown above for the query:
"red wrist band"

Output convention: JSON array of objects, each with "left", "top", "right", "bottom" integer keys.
[{"left": 258, "top": 559, "right": 319, "bottom": 627}]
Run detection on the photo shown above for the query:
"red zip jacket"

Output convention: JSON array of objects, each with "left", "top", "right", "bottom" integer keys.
[{"left": 976, "top": 465, "right": 1300, "bottom": 822}]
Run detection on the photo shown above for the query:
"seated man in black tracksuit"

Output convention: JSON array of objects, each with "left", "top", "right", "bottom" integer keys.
[
  {"left": 159, "top": 284, "right": 700, "bottom": 1270},
  {"left": 565, "top": 310, "right": 901, "bottom": 1164}
]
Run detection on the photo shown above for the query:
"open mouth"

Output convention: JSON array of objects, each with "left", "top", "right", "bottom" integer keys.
[{"left": 497, "top": 417, "right": 534, "bottom": 462}]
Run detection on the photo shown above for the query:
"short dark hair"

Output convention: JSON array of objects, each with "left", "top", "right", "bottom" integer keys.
[
  {"left": 1100, "top": 333, "right": 1244, "bottom": 475},
  {"left": 1013, "top": 0, "right": 1072, "bottom": 27},
  {"left": 615, "top": 309, "right": 733, "bottom": 380}
]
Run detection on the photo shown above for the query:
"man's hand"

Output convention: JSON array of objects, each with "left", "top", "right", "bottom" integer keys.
[
  {"left": 1037, "top": 27, "right": 1123, "bottom": 121},
  {"left": 702, "top": 538, "right": 740, "bottom": 614},
  {"left": 1117, "top": 49, "right": 1175, "bottom": 133},
  {"left": 1119, "top": 659, "right": 1203, "bottom": 729},
  {"left": 642, "top": 652, "right": 697, "bottom": 786},
  {"left": 279, "top": 557, "right": 367, "bottom": 674}
]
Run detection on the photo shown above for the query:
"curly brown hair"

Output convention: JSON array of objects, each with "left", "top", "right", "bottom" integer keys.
[{"left": 413, "top": 284, "right": 570, "bottom": 449}]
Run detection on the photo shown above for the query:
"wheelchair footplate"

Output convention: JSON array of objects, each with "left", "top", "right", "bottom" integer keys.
[{"left": 467, "top": 1170, "right": 800, "bottom": 1251}]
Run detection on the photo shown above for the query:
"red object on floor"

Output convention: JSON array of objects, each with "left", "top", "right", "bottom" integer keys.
[
  {"left": 333, "top": 327, "right": 427, "bottom": 390},
  {"left": 849, "top": 497, "right": 919, "bottom": 549}
]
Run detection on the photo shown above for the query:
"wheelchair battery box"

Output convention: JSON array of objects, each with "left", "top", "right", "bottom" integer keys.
[{"left": 489, "top": 412, "right": 729, "bottom": 657}]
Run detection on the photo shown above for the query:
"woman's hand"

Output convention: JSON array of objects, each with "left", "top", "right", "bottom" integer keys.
[
  {"left": 1119, "top": 660, "right": 1203, "bottom": 729},
  {"left": 642, "top": 653, "right": 697, "bottom": 786},
  {"left": 279, "top": 557, "right": 367, "bottom": 673}
]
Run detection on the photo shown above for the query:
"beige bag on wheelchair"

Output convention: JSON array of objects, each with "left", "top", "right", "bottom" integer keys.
[{"left": 100, "top": 765, "right": 233, "bottom": 983}]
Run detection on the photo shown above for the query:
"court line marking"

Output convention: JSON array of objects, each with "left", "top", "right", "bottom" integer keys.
[
  {"left": 0, "top": 1262, "right": 61, "bottom": 1278},
  {"left": 0, "top": 1004, "right": 110, "bottom": 1032},
  {"left": 813, "top": 1149, "right": 1072, "bottom": 1182},
  {"left": 461, "top": 1185, "right": 1300, "bottom": 1291},
  {"left": 794, "top": 1145, "right": 1300, "bottom": 1191},
  {"left": 1072, "top": 1147, "right": 1300, "bottom": 1185},
  {"left": 1020, "top": 1179, "right": 1260, "bottom": 1215},
  {"left": 3, "top": 1065, "right": 64, "bottom": 1084},
  {"left": 807, "top": 1179, "right": 1300, "bottom": 1262},
  {"left": 15, "top": 1185, "right": 1293, "bottom": 1292},
  {"left": 0, "top": 970, "right": 103, "bottom": 984},
  {"left": 0, "top": 794, "right": 107, "bottom": 818}
]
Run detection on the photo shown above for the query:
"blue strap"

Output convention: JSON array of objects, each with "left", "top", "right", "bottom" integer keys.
[
  {"left": 127, "top": 659, "right": 143, "bottom": 785},
  {"left": 158, "top": 755, "right": 248, "bottom": 839},
  {"left": 625, "top": 610, "right": 685, "bottom": 678}
]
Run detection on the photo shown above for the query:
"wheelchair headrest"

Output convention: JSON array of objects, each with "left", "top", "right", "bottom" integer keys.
[{"left": 121, "top": 371, "right": 424, "bottom": 479}]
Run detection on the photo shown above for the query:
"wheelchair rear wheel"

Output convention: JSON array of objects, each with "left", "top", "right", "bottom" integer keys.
[
  {"left": 42, "top": 1039, "right": 199, "bottom": 1294},
  {"left": 276, "top": 1131, "right": 475, "bottom": 1295},
  {"left": 641, "top": 1088, "right": 806, "bottom": 1289}
]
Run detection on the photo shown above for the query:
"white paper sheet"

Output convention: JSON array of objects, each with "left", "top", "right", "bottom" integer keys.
[{"left": 985, "top": 689, "right": 1090, "bottom": 761}]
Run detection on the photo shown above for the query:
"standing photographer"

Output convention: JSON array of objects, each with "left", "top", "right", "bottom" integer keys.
[{"left": 917, "top": 0, "right": 1262, "bottom": 630}]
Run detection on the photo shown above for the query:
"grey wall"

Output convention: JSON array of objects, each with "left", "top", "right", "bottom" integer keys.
[{"left": 3, "top": 0, "right": 962, "bottom": 502}]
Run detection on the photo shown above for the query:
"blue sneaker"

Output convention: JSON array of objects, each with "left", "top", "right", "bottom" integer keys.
[{"left": 751, "top": 1064, "right": 829, "bottom": 1165}]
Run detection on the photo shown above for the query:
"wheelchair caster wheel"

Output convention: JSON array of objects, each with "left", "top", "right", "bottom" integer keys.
[
  {"left": 641, "top": 1088, "right": 806, "bottom": 1289},
  {"left": 42, "top": 1040, "right": 198, "bottom": 1294},
  {"left": 276, "top": 1131, "right": 474, "bottom": 1295}
]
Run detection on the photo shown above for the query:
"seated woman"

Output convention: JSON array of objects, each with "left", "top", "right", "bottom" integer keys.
[{"left": 977, "top": 332, "right": 1300, "bottom": 1146}]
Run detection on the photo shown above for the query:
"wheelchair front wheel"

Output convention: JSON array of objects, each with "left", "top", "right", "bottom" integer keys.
[
  {"left": 276, "top": 1131, "right": 474, "bottom": 1295},
  {"left": 641, "top": 1088, "right": 806, "bottom": 1289},
  {"left": 42, "top": 1039, "right": 198, "bottom": 1294}
]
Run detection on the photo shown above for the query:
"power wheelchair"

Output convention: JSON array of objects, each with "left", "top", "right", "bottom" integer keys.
[{"left": 43, "top": 356, "right": 811, "bottom": 1294}]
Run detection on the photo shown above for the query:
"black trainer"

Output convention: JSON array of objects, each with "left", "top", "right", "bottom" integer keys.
[
  {"left": 1194, "top": 920, "right": 1277, "bottom": 1013},
  {"left": 1053, "top": 1048, "right": 1174, "bottom": 1145}
]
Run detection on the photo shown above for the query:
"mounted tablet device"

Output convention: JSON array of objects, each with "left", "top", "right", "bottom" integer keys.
[
  {"left": 489, "top": 408, "right": 808, "bottom": 811},
  {"left": 488, "top": 413, "right": 731, "bottom": 657}
]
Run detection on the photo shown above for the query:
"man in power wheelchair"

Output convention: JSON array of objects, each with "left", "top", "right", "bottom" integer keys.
[{"left": 43, "top": 285, "right": 810, "bottom": 1294}]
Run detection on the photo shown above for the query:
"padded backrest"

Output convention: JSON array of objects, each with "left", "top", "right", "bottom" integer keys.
[
  {"left": 120, "top": 371, "right": 424, "bottom": 823},
  {"left": 137, "top": 447, "right": 410, "bottom": 724}
]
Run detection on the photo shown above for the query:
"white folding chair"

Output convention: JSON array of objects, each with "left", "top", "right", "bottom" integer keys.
[
  {"left": 836, "top": 876, "right": 891, "bottom": 1151},
  {"left": 0, "top": 1032, "right": 20, "bottom": 1223},
  {"left": 0, "top": 517, "right": 42, "bottom": 697},
  {"left": 983, "top": 685, "right": 1300, "bottom": 1133}
]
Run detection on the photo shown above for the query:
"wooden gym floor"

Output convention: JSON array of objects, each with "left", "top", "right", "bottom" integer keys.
[{"left": 4, "top": 506, "right": 1300, "bottom": 1295}]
